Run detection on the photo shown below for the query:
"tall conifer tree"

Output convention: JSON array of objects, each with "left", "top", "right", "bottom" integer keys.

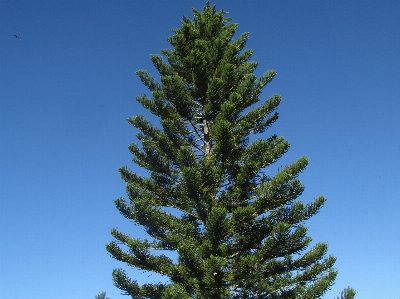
[{"left": 107, "top": 3, "right": 348, "bottom": 298}]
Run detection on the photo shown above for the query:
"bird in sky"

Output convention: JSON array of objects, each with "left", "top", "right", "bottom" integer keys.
[{"left": 14, "top": 34, "right": 19, "bottom": 38}]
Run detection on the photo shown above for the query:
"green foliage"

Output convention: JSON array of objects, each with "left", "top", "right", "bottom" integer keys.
[
  {"left": 106, "top": 2, "right": 353, "bottom": 298},
  {"left": 334, "top": 287, "right": 357, "bottom": 299}
]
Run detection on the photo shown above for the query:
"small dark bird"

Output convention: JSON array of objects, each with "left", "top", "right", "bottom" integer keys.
[{"left": 14, "top": 35, "right": 19, "bottom": 38}]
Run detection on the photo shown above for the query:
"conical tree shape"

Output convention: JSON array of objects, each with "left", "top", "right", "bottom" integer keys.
[{"left": 107, "top": 3, "right": 339, "bottom": 298}]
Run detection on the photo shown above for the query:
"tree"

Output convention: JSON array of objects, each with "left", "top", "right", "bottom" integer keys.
[
  {"left": 95, "top": 291, "right": 110, "bottom": 299},
  {"left": 334, "top": 287, "right": 356, "bottom": 299},
  {"left": 106, "top": 3, "right": 350, "bottom": 298}
]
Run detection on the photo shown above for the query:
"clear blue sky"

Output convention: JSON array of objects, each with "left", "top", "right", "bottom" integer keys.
[{"left": 1, "top": 1, "right": 399, "bottom": 298}]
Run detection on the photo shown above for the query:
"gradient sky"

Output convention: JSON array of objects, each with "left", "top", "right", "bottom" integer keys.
[{"left": 1, "top": 1, "right": 399, "bottom": 298}]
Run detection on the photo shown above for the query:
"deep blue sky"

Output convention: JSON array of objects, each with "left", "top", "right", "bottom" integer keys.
[{"left": 1, "top": 1, "right": 399, "bottom": 298}]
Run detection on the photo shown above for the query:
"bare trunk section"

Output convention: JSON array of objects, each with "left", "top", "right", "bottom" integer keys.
[{"left": 203, "top": 118, "right": 211, "bottom": 156}]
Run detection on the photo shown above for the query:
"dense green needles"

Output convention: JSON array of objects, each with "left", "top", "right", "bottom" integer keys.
[{"left": 105, "top": 3, "right": 355, "bottom": 299}]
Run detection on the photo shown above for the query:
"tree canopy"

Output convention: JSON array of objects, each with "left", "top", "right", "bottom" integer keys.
[{"left": 106, "top": 3, "right": 354, "bottom": 299}]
